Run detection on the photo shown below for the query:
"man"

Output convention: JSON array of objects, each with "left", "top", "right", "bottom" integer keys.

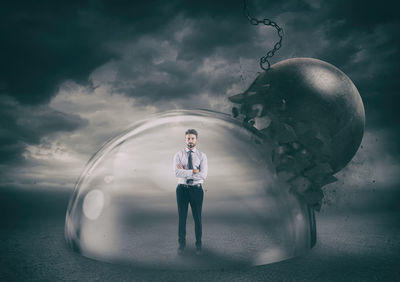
[{"left": 173, "top": 129, "right": 208, "bottom": 255}]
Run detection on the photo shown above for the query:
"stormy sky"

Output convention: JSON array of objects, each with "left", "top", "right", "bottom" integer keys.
[{"left": 1, "top": 0, "right": 399, "bottom": 210}]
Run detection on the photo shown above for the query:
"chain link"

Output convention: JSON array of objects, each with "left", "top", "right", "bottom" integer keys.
[{"left": 243, "top": 0, "right": 283, "bottom": 71}]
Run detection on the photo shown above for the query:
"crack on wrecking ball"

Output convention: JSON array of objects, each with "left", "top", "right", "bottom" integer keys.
[
  {"left": 228, "top": 59, "right": 365, "bottom": 213},
  {"left": 229, "top": 97, "right": 338, "bottom": 212}
]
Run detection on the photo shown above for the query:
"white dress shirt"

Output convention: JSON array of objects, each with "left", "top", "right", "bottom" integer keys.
[{"left": 173, "top": 147, "right": 208, "bottom": 185}]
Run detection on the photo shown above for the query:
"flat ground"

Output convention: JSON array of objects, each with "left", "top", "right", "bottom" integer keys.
[{"left": 0, "top": 187, "right": 399, "bottom": 281}]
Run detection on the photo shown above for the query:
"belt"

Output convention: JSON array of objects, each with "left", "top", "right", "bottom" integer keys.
[{"left": 179, "top": 183, "right": 202, "bottom": 188}]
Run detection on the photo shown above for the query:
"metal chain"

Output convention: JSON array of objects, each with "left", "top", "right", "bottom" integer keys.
[{"left": 243, "top": 0, "right": 284, "bottom": 71}]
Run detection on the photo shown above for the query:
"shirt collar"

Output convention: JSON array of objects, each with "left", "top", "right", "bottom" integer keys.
[{"left": 185, "top": 147, "right": 197, "bottom": 153}]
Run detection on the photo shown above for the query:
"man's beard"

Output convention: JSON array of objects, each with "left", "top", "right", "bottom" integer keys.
[{"left": 188, "top": 143, "right": 195, "bottom": 148}]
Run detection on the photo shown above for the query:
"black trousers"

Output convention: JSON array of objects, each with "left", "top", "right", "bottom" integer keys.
[{"left": 176, "top": 184, "right": 204, "bottom": 248}]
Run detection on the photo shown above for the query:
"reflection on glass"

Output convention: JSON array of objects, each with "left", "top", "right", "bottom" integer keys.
[{"left": 65, "top": 109, "right": 314, "bottom": 269}]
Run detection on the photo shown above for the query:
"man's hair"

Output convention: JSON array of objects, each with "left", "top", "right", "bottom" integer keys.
[{"left": 185, "top": 129, "right": 198, "bottom": 137}]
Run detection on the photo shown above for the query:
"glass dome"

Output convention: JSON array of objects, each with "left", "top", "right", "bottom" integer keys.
[{"left": 65, "top": 109, "right": 315, "bottom": 269}]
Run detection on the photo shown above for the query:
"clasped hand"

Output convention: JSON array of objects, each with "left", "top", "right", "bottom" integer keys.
[{"left": 177, "top": 164, "right": 199, "bottom": 173}]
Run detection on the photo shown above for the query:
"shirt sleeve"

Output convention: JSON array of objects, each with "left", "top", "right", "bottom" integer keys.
[
  {"left": 192, "top": 153, "right": 208, "bottom": 181},
  {"left": 173, "top": 152, "right": 194, "bottom": 178}
]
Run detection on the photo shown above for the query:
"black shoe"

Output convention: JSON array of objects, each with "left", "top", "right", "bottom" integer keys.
[
  {"left": 177, "top": 246, "right": 185, "bottom": 255},
  {"left": 195, "top": 246, "right": 203, "bottom": 255}
]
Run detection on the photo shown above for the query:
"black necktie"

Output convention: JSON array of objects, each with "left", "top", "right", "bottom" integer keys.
[
  {"left": 187, "top": 150, "right": 194, "bottom": 184},
  {"left": 188, "top": 150, "right": 193, "bottom": 169}
]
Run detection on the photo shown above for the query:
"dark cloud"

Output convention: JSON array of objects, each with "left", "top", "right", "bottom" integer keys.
[
  {"left": 0, "top": 0, "right": 184, "bottom": 105},
  {"left": 316, "top": 1, "right": 399, "bottom": 128},
  {"left": 1, "top": 0, "right": 246, "bottom": 105},
  {"left": 323, "top": 0, "right": 398, "bottom": 27},
  {"left": 1, "top": 2, "right": 108, "bottom": 104},
  {"left": 0, "top": 96, "right": 87, "bottom": 164},
  {"left": 2, "top": 0, "right": 398, "bottom": 111}
]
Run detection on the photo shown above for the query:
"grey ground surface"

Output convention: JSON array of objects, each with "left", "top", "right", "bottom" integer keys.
[{"left": 0, "top": 187, "right": 399, "bottom": 281}]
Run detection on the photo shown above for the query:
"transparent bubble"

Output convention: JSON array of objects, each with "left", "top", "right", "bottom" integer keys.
[{"left": 65, "top": 109, "right": 315, "bottom": 269}]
